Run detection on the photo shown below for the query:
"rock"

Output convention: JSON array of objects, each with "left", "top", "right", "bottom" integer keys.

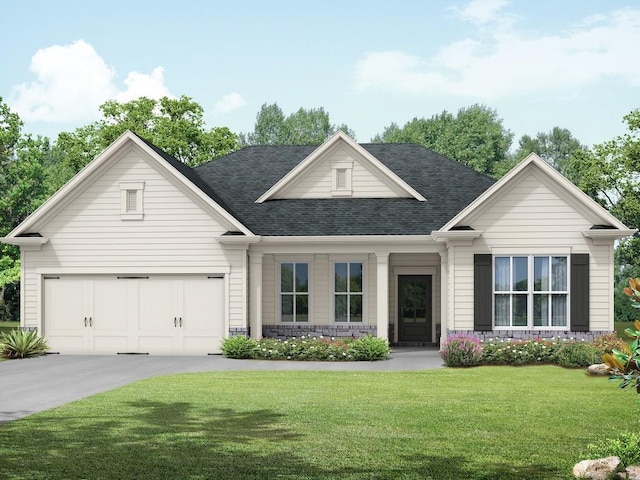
[
  {"left": 616, "top": 466, "right": 640, "bottom": 480},
  {"left": 573, "top": 457, "right": 622, "bottom": 479},
  {"left": 587, "top": 364, "right": 611, "bottom": 376}
]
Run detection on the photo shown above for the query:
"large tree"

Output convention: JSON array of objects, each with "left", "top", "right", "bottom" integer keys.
[
  {"left": 513, "top": 127, "right": 587, "bottom": 174},
  {"left": 242, "top": 103, "right": 355, "bottom": 146},
  {"left": 373, "top": 104, "right": 513, "bottom": 177},
  {"left": 0, "top": 99, "right": 55, "bottom": 321},
  {"left": 58, "top": 96, "right": 238, "bottom": 171},
  {"left": 564, "top": 110, "right": 640, "bottom": 320}
]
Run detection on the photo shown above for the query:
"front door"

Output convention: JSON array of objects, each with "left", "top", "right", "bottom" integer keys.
[{"left": 398, "top": 275, "right": 432, "bottom": 343}]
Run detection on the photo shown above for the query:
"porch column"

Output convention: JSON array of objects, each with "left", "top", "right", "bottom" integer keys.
[
  {"left": 249, "top": 251, "right": 263, "bottom": 339},
  {"left": 375, "top": 252, "right": 390, "bottom": 341},
  {"left": 439, "top": 250, "right": 449, "bottom": 349}
]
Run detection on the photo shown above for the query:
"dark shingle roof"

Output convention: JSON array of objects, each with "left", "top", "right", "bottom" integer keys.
[{"left": 189, "top": 143, "right": 496, "bottom": 236}]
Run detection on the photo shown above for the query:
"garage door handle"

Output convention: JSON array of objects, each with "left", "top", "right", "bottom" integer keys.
[
  {"left": 84, "top": 317, "right": 87, "bottom": 327},
  {"left": 179, "top": 317, "right": 183, "bottom": 327},
  {"left": 89, "top": 317, "right": 93, "bottom": 327},
  {"left": 174, "top": 317, "right": 177, "bottom": 327}
]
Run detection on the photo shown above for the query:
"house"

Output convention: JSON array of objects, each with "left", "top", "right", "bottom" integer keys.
[{"left": 1, "top": 130, "right": 635, "bottom": 355}]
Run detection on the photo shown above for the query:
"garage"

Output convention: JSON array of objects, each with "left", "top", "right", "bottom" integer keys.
[{"left": 43, "top": 275, "right": 225, "bottom": 355}]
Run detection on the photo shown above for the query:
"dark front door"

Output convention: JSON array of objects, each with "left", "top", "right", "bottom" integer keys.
[{"left": 398, "top": 275, "right": 432, "bottom": 343}]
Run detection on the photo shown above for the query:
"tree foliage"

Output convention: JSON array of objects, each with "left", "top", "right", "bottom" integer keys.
[
  {"left": 513, "top": 127, "right": 587, "bottom": 174},
  {"left": 58, "top": 96, "right": 238, "bottom": 170},
  {"left": 242, "top": 103, "right": 355, "bottom": 146},
  {"left": 565, "top": 110, "right": 640, "bottom": 275},
  {"left": 373, "top": 104, "right": 513, "bottom": 176}
]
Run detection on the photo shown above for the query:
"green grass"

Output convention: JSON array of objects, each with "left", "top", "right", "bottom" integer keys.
[
  {"left": 0, "top": 321, "right": 19, "bottom": 335},
  {"left": 0, "top": 367, "right": 635, "bottom": 480}
]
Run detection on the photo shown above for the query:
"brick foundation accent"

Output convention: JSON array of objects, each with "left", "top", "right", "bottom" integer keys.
[
  {"left": 446, "top": 329, "right": 613, "bottom": 343},
  {"left": 228, "top": 327, "right": 249, "bottom": 337},
  {"left": 262, "top": 324, "right": 377, "bottom": 339}
]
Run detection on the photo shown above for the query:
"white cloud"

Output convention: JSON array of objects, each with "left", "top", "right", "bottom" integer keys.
[
  {"left": 452, "top": 0, "right": 511, "bottom": 26},
  {"left": 354, "top": 7, "right": 640, "bottom": 100},
  {"left": 212, "top": 92, "right": 247, "bottom": 116},
  {"left": 10, "top": 40, "right": 171, "bottom": 123}
]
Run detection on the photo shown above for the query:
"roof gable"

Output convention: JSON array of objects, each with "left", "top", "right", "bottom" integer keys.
[
  {"left": 437, "top": 153, "right": 633, "bottom": 233},
  {"left": 6, "top": 131, "right": 253, "bottom": 238},
  {"left": 255, "top": 131, "right": 426, "bottom": 203}
]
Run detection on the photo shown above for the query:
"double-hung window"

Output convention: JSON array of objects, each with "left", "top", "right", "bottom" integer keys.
[
  {"left": 494, "top": 255, "right": 568, "bottom": 328},
  {"left": 280, "top": 262, "right": 309, "bottom": 322},
  {"left": 334, "top": 262, "right": 363, "bottom": 322}
]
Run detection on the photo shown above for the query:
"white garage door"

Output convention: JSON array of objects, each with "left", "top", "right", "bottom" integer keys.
[{"left": 43, "top": 275, "right": 225, "bottom": 355}]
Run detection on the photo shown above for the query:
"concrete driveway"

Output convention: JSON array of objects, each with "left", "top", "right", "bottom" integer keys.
[{"left": 0, "top": 348, "right": 443, "bottom": 422}]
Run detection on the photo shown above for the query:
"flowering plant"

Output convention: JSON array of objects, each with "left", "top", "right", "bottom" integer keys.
[{"left": 439, "top": 334, "right": 482, "bottom": 367}]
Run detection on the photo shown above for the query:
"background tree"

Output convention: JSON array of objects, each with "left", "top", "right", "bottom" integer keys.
[
  {"left": 513, "top": 127, "right": 587, "bottom": 174},
  {"left": 373, "top": 104, "right": 513, "bottom": 177},
  {"left": 0, "top": 99, "right": 56, "bottom": 321},
  {"left": 242, "top": 103, "right": 355, "bottom": 145},
  {"left": 58, "top": 96, "right": 238, "bottom": 171},
  {"left": 564, "top": 110, "right": 640, "bottom": 320}
]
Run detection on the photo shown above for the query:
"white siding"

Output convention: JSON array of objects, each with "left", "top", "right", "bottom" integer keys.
[
  {"left": 450, "top": 170, "right": 613, "bottom": 331},
  {"left": 276, "top": 146, "right": 405, "bottom": 199},
  {"left": 22, "top": 148, "right": 245, "bottom": 331}
]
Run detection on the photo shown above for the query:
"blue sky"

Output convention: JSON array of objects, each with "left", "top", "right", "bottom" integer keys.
[{"left": 3, "top": 0, "right": 640, "bottom": 148}]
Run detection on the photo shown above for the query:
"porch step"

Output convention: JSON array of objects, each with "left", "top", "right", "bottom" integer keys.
[{"left": 392, "top": 342, "right": 439, "bottom": 348}]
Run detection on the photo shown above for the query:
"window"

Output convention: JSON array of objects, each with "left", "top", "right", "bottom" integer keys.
[
  {"left": 280, "top": 263, "right": 309, "bottom": 322},
  {"left": 494, "top": 256, "right": 568, "bottom": 328},
  {"left": 120, "top": 182, "right": 144, "bottom": 220},
  {"left": 334, "top": 262, "right": 363, "bottom": 322},
  {"left": 331, "top": 160, "right": 353, "bottom": 196}
]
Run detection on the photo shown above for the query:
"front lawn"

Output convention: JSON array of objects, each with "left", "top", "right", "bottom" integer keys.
[
  {"left": 0, "top": 367, "right": 634, "bottom": 480},
  {"left": 0, "top": 321, "right": 19, "bottom": 335}
]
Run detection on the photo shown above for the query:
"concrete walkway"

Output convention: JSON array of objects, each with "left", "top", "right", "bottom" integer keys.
[{"left": 0, "top": 348, "right": 443, "bottom": 422}]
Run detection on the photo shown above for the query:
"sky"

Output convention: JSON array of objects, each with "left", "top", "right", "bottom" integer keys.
[{"left": 2, "top": 0, "right": 640, "bottom": 149}]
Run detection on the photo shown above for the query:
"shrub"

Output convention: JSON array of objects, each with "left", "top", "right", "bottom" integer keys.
[
  {"left": 555, "top": 342, "right": 601, "bottom": 367},
  {"left": 586, "top": 431, "right": 640, "bottom": 467},
  {"left": 221, "top": 335, "right": 258, "bottom": 359},
  {"left": 481, "top": 339, "right": 561, "bottom": 365},
  {"left": 347, "top": 335, "right": 390, "bottom": 361},
  {"left": 590, "top": 332, "right": 628, "bottom": 355},
  {"left": 440, "top": 334, "right": 482, "bottom": 367},
  {"left": 0, "top": 329, "right": 49, "bottom": 359}
]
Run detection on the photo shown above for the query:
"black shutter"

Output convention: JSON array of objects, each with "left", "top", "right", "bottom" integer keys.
[
  {"left": 474, "top": 254, "right": 493, "bottom": 331},
  {"left": 570, "top": 254, "right": 589, "bottom": 331}
]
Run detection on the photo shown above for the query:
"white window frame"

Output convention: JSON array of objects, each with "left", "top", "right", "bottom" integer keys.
[
  {"left": 331, "top": 258, "right": 366, "bottom": 323},
  {"left": 277, "top": 259, "right": 312, "bottom": 323},
  {"left": 119, "top": 182, "right": 145, "bottom": 220},
  {"left": 331, "top": 160, "right": 353, "bottom": 197},
  {"left": 493, "top": 255, "right": 570, "bottom": 330}
]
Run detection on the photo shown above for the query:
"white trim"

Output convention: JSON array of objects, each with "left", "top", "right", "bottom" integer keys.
[
  {"left": 255, "top": 130, "right": 426, "bottom": 203},
  {"left": 492, "top": 254, "right": 570, "bottom": 330},
  {"left": 276, "top": 258, "right": 313, "bottom": 324},
  {"left": 35, "top": 266, "right": 231, "bottom": 275},
  {"left": 0, "top": 236, "right": 49, "bottom": 250},
  {"left": 583, "top": 229, "right": 637, "bottom": 245},
  {"left": 5, "top": 130, "right": 255, "bottom": 239},
  {"left": 437, "top": 153, "right": 633, "bottom": 234},
  {"left": 119, "top": 181, "right": 145, "bottom": 220},
  {"left": 330, "top": 257, "right": 367, "bottom": 324}
]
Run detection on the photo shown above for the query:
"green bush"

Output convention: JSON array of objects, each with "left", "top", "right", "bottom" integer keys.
[
  {"left": 586, "top": 431, "right": 640, "bottom": 467},
  {"left": 0, "top": 329, "right": 49, "bottom": 359},
  {"left": 440, "top": 334, "right": 482, "bottom": 367},
  {"left": 347, "top": 335, "right": 390, "bottom": 361},
  {"left": 481, "top": 339, "right": 561, "bottom": 365},
  {"left": 555, "top": 342, "right": 601, "bottom": 367},
  {"left": 221, "top": 335, "right": 390, "bottom": 361},
  {"left": 590, "top": 332, "right": 628, "bottom": 354},
  {"left": 220, "top": 335, "right": 258, "bottom": 359}
]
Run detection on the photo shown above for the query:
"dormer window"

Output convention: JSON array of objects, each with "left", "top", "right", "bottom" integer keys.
[
  {"left": 120, "top": 181, "right": 144, "bottom": 220},
  {"left": 331, "top": 160, "right": 353, "bottom": 196}
]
